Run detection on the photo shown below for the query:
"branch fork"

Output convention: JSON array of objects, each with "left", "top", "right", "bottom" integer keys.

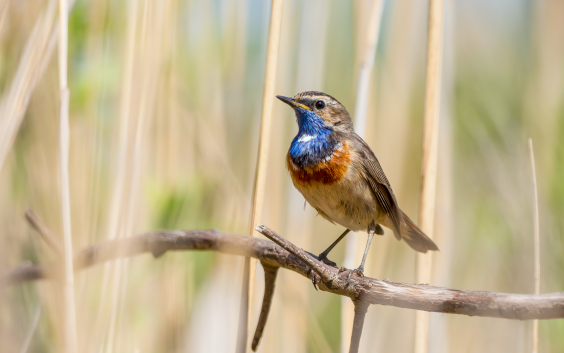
[{"left": 254, "top": 224, "right": 371, "bottom": 353}]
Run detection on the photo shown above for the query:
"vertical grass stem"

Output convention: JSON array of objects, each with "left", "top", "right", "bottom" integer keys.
[
  {"left": 58, "top": 0, "right": 78, "bottom": 351},
  {"left": 236, "top": 0, "right": 285, "bottom": 352},
  {"left": 415, "top": 0, "right": 445, "bottom": 352},
  {"left": 529, "top": 138, "right": 541, "bottom": 353}
]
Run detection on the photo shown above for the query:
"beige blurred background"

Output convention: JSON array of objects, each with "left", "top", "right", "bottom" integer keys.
[{"left": 1, "top": 0, "right": 563, "bottom": 352}]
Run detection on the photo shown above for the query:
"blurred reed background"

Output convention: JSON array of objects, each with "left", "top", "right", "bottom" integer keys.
[{"left": 1, "top": 0, "right": 563, "bottom": 352}]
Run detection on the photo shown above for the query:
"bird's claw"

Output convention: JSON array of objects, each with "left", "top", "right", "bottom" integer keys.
[
  {"left": 305, "top": 251, "right": 339, "bottom": 290},
  {"left": 306, "top": 267, "right": 320, "bottom": 291},
  {"left": 311, "top": 273, "right": 319, "bottom": 291},
  {"left": 338, "top": 266, "right": 364, "bottom": 285}
]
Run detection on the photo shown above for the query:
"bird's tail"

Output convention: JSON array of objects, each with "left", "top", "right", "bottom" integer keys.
[{"left": 398, "top": 210, "right": 439, "bottom": 253}]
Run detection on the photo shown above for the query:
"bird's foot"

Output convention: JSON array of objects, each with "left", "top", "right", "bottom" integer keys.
[
  {"left": 305, "top": 251, "right": 337, "bottom": 267},
  {"left": 310, "top": 272, "right": 321, "bottom": 291},
  {"left": 305, "top": 251, "right": 338, "bottom": 290},
  {"left": 305, "top": 266, "right": 321, "bottom": 291},
  {"left": 338, "top": 266, "right": 365, "bottom": 284}
]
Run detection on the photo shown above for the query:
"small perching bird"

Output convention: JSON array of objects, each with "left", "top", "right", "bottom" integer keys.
[{"left": 277, "top": 91, "right": 438, "bottom": 282}]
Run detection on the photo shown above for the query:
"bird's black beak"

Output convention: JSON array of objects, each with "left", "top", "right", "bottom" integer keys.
[{"left": 276, "top": 95, "right": 311, "bottom": 110}]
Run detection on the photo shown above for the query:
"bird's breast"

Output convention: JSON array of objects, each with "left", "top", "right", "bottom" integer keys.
[{"left": 287, "top": 141, "right": 351, "bottom": 187}]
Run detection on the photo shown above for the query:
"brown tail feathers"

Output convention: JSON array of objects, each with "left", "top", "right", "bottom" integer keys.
[{"left": 397, "top": 210, "right": 439, "bottom": 253}]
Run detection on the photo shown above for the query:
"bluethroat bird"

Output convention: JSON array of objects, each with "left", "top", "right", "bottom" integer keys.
[{"left": 277, "top": 91, "right": 439, "bottom": 283}]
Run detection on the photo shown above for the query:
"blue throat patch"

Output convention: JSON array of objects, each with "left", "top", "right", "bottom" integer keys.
[{"left": 289, "top": 108, "right": 336, "bottom": 168}]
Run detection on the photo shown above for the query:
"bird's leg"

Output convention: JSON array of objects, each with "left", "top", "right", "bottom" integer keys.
[
  {"left": 306, "top": 229, "right": 350, "bottom": 289},
  {"left": 306, "top": 228, "right": 350, "bottom": 268},
  {"left": 339, "top": 224, "right": 377, "bottom": 284},
  {"left": 307, "top": 229, "right": 350, "bottom": 267}
]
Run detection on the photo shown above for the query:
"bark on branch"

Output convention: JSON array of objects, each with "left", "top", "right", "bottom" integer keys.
[
  {"left": 2, "top": 226, "right": 564, "bottom": 321},
  {"left": 251, "top": 264, "right": 278, "bottom": 351},
  {"left": 349, "top": 300, "right": 370, "bottom": 353}
]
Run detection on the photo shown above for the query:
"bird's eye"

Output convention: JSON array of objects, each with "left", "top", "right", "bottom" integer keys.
[{"left": 315, "top": 100, "right": 326, "bottom": 110}]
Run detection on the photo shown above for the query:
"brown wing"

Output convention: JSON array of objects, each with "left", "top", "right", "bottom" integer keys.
[{"left": 349, "top": 133, "right": 403, "bottom": 239}]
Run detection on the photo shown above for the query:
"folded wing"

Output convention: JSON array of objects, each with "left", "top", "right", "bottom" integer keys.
[{"left": 350, "top": 133, "right": 403, "bottom": 240}]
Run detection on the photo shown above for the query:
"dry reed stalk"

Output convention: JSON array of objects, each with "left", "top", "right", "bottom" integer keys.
[
  {"left": 236, "top": 0, "right": 285, "bottom": 351},
  {"left": 276, "top": 2, "right": 332, "bottom": 351},
  {"left": 58, "top": 0, "right": 79, "bottom": 351},
  {"left": 105, "top": 1, "right": 159, "bottom": 351},
  {"left": 426, "top": 5, "right": 454, "bottom": 350},
  {"left": 414, "top": 0, "right": 445, "bottom": 352},
  {"left": 154, "top": 0, "right": 178, "bottom": 184},
  {"left": 524, "top": 2, "right": 564, "bottom": 166},
  {"left": 256, "top": 9, "right": 296, "bottom": 352},
  {"left": 0, "top": 2, "right": 8, "bottom": 33},
  {"left": 106, "top": 0, "right": 140, "bottom": 244},
  {"left": 524, "top": 4, "right": 564, "bottom": 348},
  {"left": 529, "top": 138, "right": 541, "bottom": 353},
  {"left": 341, "top": 1, "right": 385, "bottom": 352},
  {"left": 0, "top": 0, "right": 79, "bottom": 178},
  {"left": 0, "top": 0, "right": 57, "bottom": 171},
  {"left": 80, "top": 0, "right": 112, "bottom": 249},
  {"left": 352, "top": 0, "right": 385, "bottom": 136},
  {"left": 94, "top": 0, "right": 139, "bottom": 348}
]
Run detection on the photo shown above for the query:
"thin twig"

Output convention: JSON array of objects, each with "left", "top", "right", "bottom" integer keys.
[
  {"left": 237, "top": 0, "right": 285, "bottom": 351},
  {"left": 251, "top": 263, "right": 279, "bottom": 352},
  {"left": 25, "top": 209, "right": 63, "bottom": 255},
  {"left": 2, "top": 226, "right": 564, "bottom": 321},
  {"left": 529, "top": 138, "right": 541, "bottom": 353},
  {"left": 415, "top": 0, "right": 445, "bottom": 351},
  {"left": 348, "top": 300, "right": 370, "bottom": 353}
]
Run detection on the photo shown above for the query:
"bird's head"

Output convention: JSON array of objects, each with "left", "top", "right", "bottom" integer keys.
[{"left": 276, "top": 91, "right": 353, "bottom": 134}]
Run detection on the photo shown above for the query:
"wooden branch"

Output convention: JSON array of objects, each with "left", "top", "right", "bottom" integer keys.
[
  {"left": 25, "top": 209, "right": 63, "bottom": 255},
  {"left": 349, "top": 300, "right": 370, "bottom": 353},
  {"left": 2, "top": 226, "right": 564, "bottom": 321},
  {"left": 251, "top": 263, "right": 278, "bottom": 352}
]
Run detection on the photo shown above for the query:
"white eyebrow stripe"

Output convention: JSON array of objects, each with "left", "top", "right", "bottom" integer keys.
[{"left": 298, "top": 134, "right": 317, "bottom": 142}]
